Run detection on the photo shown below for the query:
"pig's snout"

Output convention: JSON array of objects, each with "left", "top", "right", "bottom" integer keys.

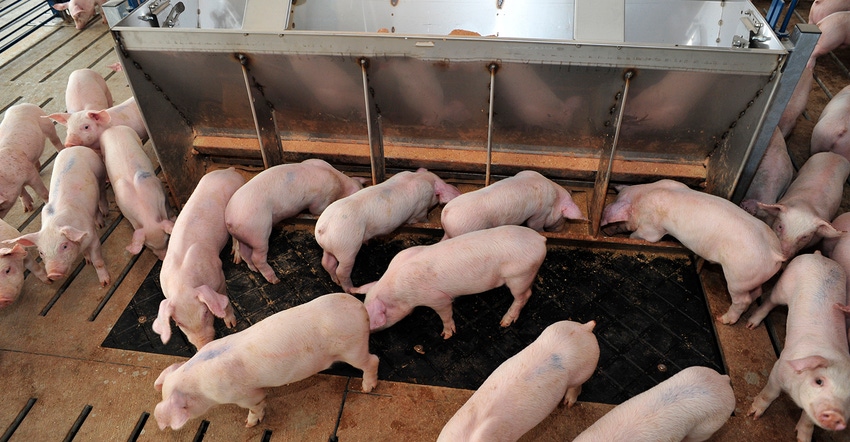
[
  {"left": 0, "top": 298, "right": 14, "bottom": 309},
  {"left": 47, "top": 271, "right": 66, "bottom": 281},
  {"left": 817, "top": 410, "right": 846, "bottom": 431}
]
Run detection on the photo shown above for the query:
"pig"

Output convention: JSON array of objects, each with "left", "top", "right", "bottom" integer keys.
[
  {"left": 315, "top": 168, "right": 461, "bottom": 293},
  {"left": 4, "top": 146, "right": 110, "bottom": 286},
  {"left": 100, "top": 125, "right": 173, "bottom": 260},
  {"left": 51, "top": 0, "right": 104, "bottom": 30},
  {"left": 600, "top": 179, "right": 784, "bottom": 325},
  {"left": 64, "top": 69, "right": 113, "bottom": 114},
  {"left": 573, "top": 366, "right": 735, "bottom": 442},
  {"left": 812, "top": 85, "right": 850, "bottom": 160},
  {"left": 811, "top": 0, "right": 850, "bottom": 25},
  {"left": 0, "top": 103, "right": 64, "bottom": 217},
  {"left": 152, "top": 168, "right": 245, "bottom": 350},
  {"left": 48, "top": 97, "right": 148, "bottom": 152},
  {"left": 356, "top": 225, "right": 547, "bottom": 339},
  {"left": 809, "top": 12, "right": 850, "bottom": 69},
  {"left": 746, "top": 252, "right": 850, "bottom": 442},
  {"left": 0, "top": 218, "right": 49, "bottom": 308},
  {"left": 740, "top": 128, "right": 794, "bottom": 224},
  {"left": 154, "top": 293, "right": 379, "bottom": 430},
  {"left": 823, "top": 213, "right": 850, "bottom": 287},
  {"left": 440, "top": 170, "right": 586, "bottom": 240},
  {"left": 437, "top": 320, "right": 599, "bottom": 442},
  {"left": 757, "top": 152, "right": 850, "bottom": 259},
  {"left": 225, "top": 159, "right": 366, "bottom": 284}
]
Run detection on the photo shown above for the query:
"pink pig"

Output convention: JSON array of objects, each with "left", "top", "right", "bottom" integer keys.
[
  {"left": 51, "top": 0, "right": 104, "bottom": 30},
  {"left": 437, "top": 320, "right": 599, "bottom": 442},
  {"left": 154, "top": 293, "right": 379, "bottom": 430},
  {"left": 809, "top": 12, "right": 850, "bottom": 69},
  {"left": 747, "top": 252, "right": 850, "bottom": 442},
  {"left": 823, "top": 213, "right": 850, "bottom": 291},
  {"left": 315, "top": 168, "right": 461, "bottom": 293},
  {"left": 64, "top": 69, "right": 113, "bottom": 113},
  {"left": 0, "top": 103, "right": 64, "bottom": 217},
  {"left": 757, "top": 152, "right": 850, "bottom": 259},
  {"left": 101, "top": 126, "right": 173, "bottom": 260},
  {"left": 573, "top": 366, "right": 735, "bottom": 442},
  {"left": 810, "top": 0, "right": 850, "bottom": 25},
  {"left": 0, "top": 218, "right": 49, "bottom": 308},
  {"left": 740, "top": 128, "right": 794, "bottom": 224},
  {"left": 152, "top": 168, "right": 244, "bottom": 350},
  {"left": 4, "top": 146, "right": 110, "bottom": 286},
  {"left": 48, "top": 97, "right": 148, "bottom": 152},
  {"left": 812, "top": 85, "right": 850, "bottom": 160},
  {"left": 225, "top": 159, "right": 366, "bottom": 284},
  {"left": 357, "top": 225, "right": 547, "bottom": 339},
  {"left": 440, "top": 170, "right": 586, "bottom": 240},
  {"left": 601, "top": 179, "right": 784, "bottom": 325}
]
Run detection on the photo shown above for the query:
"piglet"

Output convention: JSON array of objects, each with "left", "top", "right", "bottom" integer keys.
[
  {"left": 812, "top": 85, "right": 850, "bottom": 161},
  {"left": 315, "top": 168, "right": 460, "bottom": 293},
  {"left": 810, "top": 0, "right": 850, "bottom": 25},
  {"left": 809, "top": 12, "right": 850, "bottom": 69},
  {"left": 747, "top": 252, "right": 850, "bottom": 442},
  {"left": 0, "top": 103, "right": 64, "bottom": 217},
  {"left": 51, "top": 0, "right": 104, "bottom": 30},
  {"left": 154, "top": 293, "right": 379, "bottom": 430},
  {"left": 573, "top": 366, "right": 735, "bottom": 442},
  {"left": 740, "top": 128, "right": 794, "bottom": 224},
  {"left": 101, "top": 125, "right": 173, "bottom": 260},
  {"left": 64, "top": 69, "right": 112, "bottom": 113},
  {"left": 601, "top": 179, "right": 784, "bottom": 325},
  {"left": 437, "top": 320, "right": 599, "bottom": 442},
  {"left": 225, "top": 159, "right": 366, "bottom": 284},
  {"left": 440, "top": 170, "right": 586, "bottom": 240},
  {"left": 757, "top": 152, "right": 850, "bottom": 259},
  {"left": 823, "top": 213, "right": 850, "bottom": 291},
  {"left": 4, "top": 146, "right": 110, "bottom": 286},
  {"left": 357, "top": 225, "right": 547, "bottom": 339},
  {"left": 0, "top": 218, "right": 49, "bottom": 308},
  {"left": 152, "top": 168, "right": 244, "bottom": 350},
  {"left": 48, "top": 97, "right": 148, "bottom": 152}
]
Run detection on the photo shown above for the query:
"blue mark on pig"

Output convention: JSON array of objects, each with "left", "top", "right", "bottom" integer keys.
[
  {"left": 44, "top": 204, "right": 54, "bottom": 216},
  {"left": 184, "top": 344, "right": 230, "bottom": 371},
  {"left": 526, "top": 353, "right": 565, "bottom": 381}
]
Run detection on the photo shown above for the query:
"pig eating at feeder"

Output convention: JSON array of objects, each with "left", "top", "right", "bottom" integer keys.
[
  {"left": 225, "top": 159, "right": 366, "bottom": 284},
  {"left": 315, "top": 168, "right": 460, "bottom": 293},
  {"left": 600, "top": 179, "right": 784, "bottom": 325},
  {"left": 440, "top": 170, "right": 586, "bottom": 240}
]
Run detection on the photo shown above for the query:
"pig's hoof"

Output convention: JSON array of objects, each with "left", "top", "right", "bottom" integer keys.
[
  {"left": 716, "top": 313, "right": 739, "bottom": 325},
  {"left": 441, "top": 330, "right": 454, "bottom": 340}
]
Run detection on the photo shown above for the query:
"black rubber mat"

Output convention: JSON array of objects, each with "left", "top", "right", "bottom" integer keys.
[{"left": 102, "top": 227, "right": 724, "bottom": 405}]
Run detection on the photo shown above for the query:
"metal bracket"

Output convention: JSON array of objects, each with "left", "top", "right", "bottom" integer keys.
[
  {"left": 239, "top": 54, "right": 285, "bottom": 169},
  {"left": 361, "top": 58, "right": 386, "bottom": 185}
]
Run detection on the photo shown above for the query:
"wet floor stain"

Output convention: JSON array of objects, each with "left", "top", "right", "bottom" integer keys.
[{"left": 103, "top": 227, "right": 723, "bottom": 405}]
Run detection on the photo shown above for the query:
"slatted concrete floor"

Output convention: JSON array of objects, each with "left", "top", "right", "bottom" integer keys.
[{"left": 1, "top": 0, "right": 850, "bottom": 440}]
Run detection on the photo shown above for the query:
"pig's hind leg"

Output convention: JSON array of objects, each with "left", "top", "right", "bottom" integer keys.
[
  {"left": 431, "top": 295, "right": 457, "bottom": 339},
  {"left": 501, "top": 276, "right": 534, "bottom": 327},
  {"left": 718, "top": 285, "right": 761, "bottom": 325},
  {"left": 251, "top": 245, "right": 279, "bottom": 284},
  {"left": 342, "top": 347, "right": 380, "bottom": 393},
  {"left": 18, "top": 187, "right": 34, "bottom": 212}
]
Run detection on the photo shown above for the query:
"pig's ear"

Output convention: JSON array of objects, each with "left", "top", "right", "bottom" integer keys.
[
  {"left": 600, "top": 201, "right": 630, "bottom": 226},
  {"left": 152, "top": 299, "right": 174, "bottom": 344},
  {"left": 3, "top": 233, "right": 39, "bottom": 248},
  {"left": 59, "top": 226, "right": 88, "bottom": 243},
  {"left": 353, "top": 177, "right": 370, "bottom": 185},
  {"left": 756, "top": 202, "right": 785, "bottom": 216},
  {"left": 365, "top": 299, "right": 387, "bottom": 330},
  {"left": 560, "top": 198, "right": 588, "bottom": 221},
  {"left": 0, "top": 244, "right": 28, "bottom": 259},
  {"left": 51, "top": 2, "right": 69, "bottom": 10},
  {"left": 154, "top": 361, "right": 185, "bottom": 391},
  {"left": 196, "top": 285, "right": 230, "bottom": 319},
  {"left": 815, "top": 219, "right": 844, "bottom": 239},
  {"left": 788, "top": 355, "right": 830, "bottom": 373},
  {"left": 434, "top": 180, "right": 461, "bottom": 204},
  {"left": 351, "top": 281, "right": 377, "bottom": 295},
  {"left": 47, "top": 113, "right": 71, "bottom": 126},
  {"left": 88, "top": 110, "right": 111, "bottom": 124},
  {"left": 156, "top": 392, "right": 191, "bottom": 430}
]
